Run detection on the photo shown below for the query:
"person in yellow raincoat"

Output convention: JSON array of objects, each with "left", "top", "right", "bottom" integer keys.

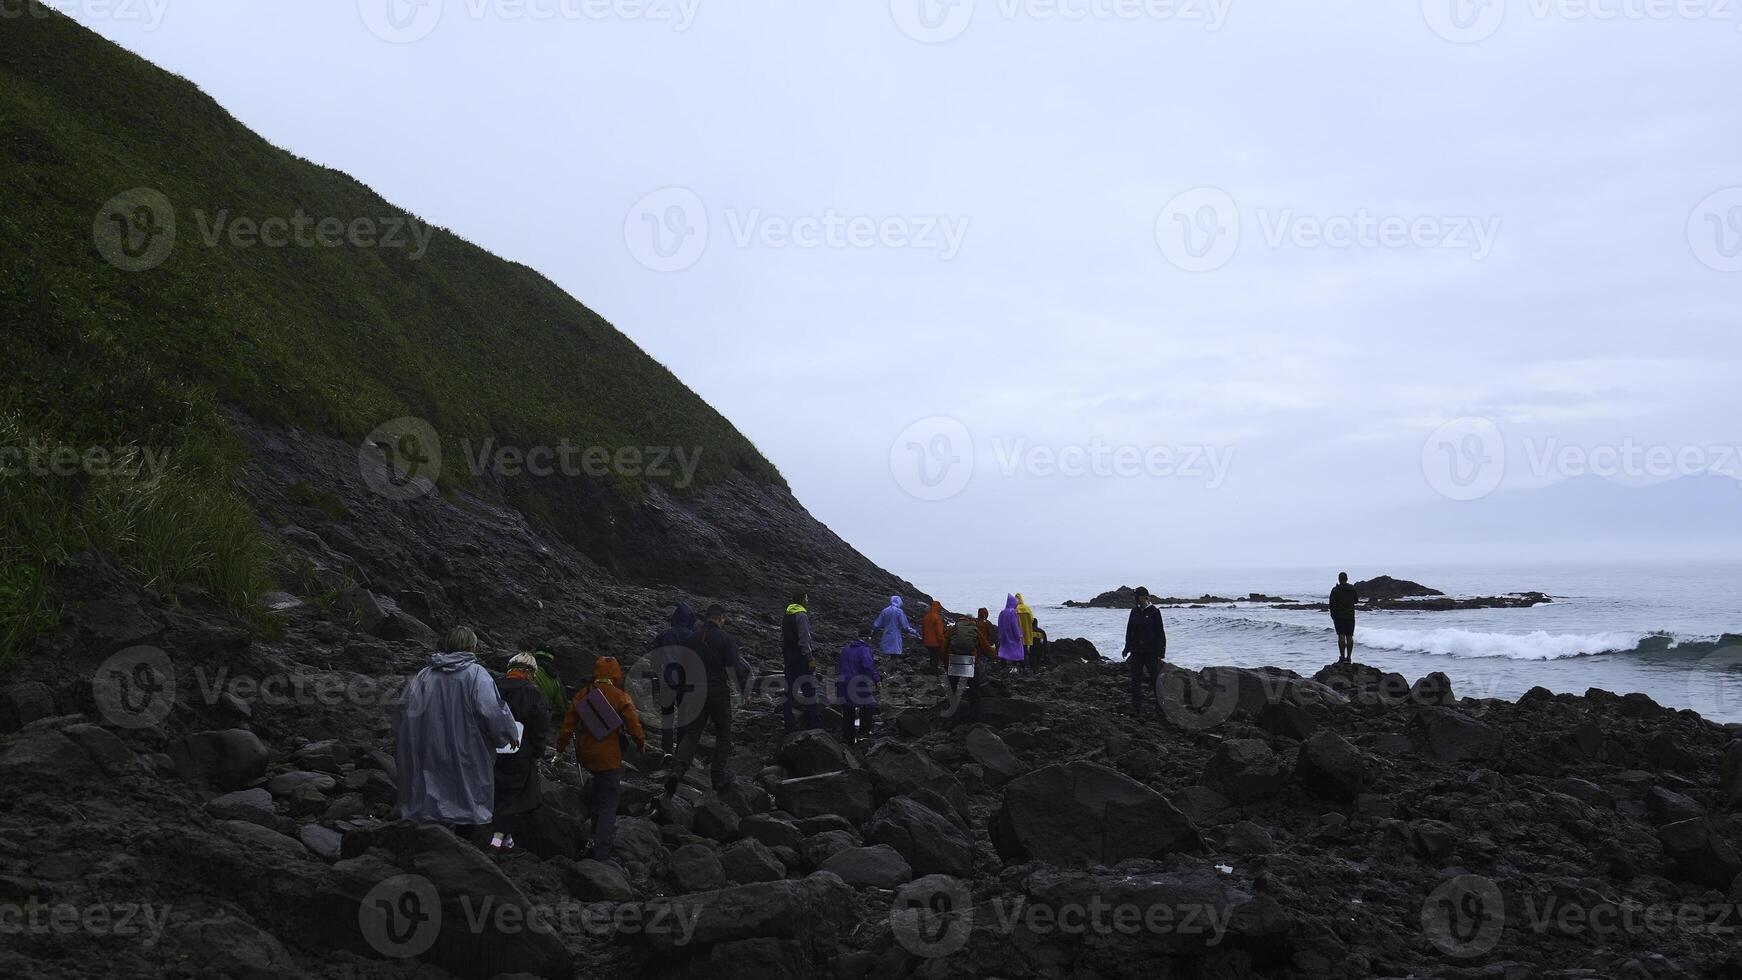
[{"left": 1016, "top": 594, "right": 1037, "bottom": 671}]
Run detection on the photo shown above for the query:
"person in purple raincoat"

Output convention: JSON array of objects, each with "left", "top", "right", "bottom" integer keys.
[
  {"left": 835, "top": 630, "right": 881, "bottom": 745},
  {"left": 996, "top": 594, "right": 1029, "bottom": 674},
  {"left": 870, "top": 596, "right": 920, "bottom": 656}
]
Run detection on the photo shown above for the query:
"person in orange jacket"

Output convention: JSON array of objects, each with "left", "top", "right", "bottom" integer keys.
[
  {"left": 921, "top": 600, "right": 947, "bottom": 674},
  {"left": 556, "top": 655, "right": 646, "bottom": 861}
]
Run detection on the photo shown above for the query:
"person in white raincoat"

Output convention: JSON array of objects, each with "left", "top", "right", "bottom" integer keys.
[{"left": 394, "top": 626, "right": 521, "bottom": 829}]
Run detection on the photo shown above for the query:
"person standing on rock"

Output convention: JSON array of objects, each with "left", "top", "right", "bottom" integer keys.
[
  {"left": 393, "top": 626, "right": 521, "bottom": 837},
  {"left": 1016, "top": 594, "right": 1036, "bottom": 662},
  {"left": 922, "top": 600, "right": 947, "bottom": 674},
  {"left": 1029, "top": 617, "right": 1050, "bottom": 672},
  {"left": 836, "top": 628, "right": 881, "bottom": 745},
  {"left": 997, "top": 594, "right": 1029, "bottom": 674},
  {"left": 489, "top": 652, "right": 553, "bottom": 858},
  {"left": 648, "top": 603, "right": 699, "bottom": 756},
  {"left": 555, "top": 655, "right": 646, "bottom": 861},
  {"left": 782, "top": 591, "right": 822, "bottom": 733},
  {"left": 1120, "top": 588, "right": 1166, "bottom": 715},
  {"left": 871, "top": 595, "right": 920, "bottom": 657},
  {"left": 946, "top": 611, "right": 993, "bottom": 725},
  {"left": 666, "top": 605, "right": 752, "bottom": 797},
  {"left": 1330, "top": 572, "right": 1358, "bottom": 665}
]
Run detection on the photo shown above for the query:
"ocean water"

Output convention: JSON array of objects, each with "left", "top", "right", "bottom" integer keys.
[{"left": 901, "top": 563, "right": 1742, "bottom": 723}]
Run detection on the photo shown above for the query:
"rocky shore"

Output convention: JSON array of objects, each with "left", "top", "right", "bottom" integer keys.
[
  {"left": 2, "top": 424, "right": 1739, "bottom": 980},
  {"left": 4, "top": 557, "right": 1741, "bottom": 978}
]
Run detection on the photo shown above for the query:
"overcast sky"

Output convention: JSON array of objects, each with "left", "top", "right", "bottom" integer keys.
[{"left": 63, "top": 0, "right": 1742, "bottom": 576}]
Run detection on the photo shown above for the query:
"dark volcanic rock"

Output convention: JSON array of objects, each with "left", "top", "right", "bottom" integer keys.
[
  {"left": 991, "top": 761, "right": 1201, "bottom": 866},
  {"left": 1295, "top": 730, "right": 1373, "bottom": 802},
  {"left": 866, "top": 796, "right": 978, "bottom": 877},
  {"left": 775, "top": 771, "right": 875, "bottom": 825},
  {"left": 1200, "top": 739, "right": 1284, "bottom": 804},
  {"left": 1352, "top": 575, "right": 1444, "bottom": 599},
  {"left": 1409, "top": 706, "right": 1502, "bottom": 763}
]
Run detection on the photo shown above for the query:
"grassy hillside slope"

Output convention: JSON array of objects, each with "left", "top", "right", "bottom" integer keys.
[{"left": 0, "top": 12, "right": 784, "bottom": 656}]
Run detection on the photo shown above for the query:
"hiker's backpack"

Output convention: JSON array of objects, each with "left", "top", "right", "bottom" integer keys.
[
  {"left": 576, "top": 686, "right": 625, "bottom": 741},
  {"left": 948, "top": 620, "right": 981, "bottom": 658}
]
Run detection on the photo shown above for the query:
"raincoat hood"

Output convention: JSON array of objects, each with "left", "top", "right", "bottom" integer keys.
[
  {"left": 593, "top": 656, "right": 623, "bottom": 687},
  {"left": 787, "top": 603, "right": 808, "bottom": 615},
  {"left": 977, "top": 608, "right": 990, "bottom": 620},
  {"left": 429, "top": 652, "right": 478, "bottom": 672},
  {"left": 889, "top": 596, "right": 903, "bottom": 609},
  {"left": 1005, "top": 594, "right": 1018, "bottom": 610},
  {"left": 670, "top": 603, "right": 698, "bottom": 631}
]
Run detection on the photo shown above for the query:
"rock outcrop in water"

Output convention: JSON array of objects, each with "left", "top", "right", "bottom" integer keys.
[{"left": 1066, "top": 577, "right": 1554, "bottom": 613}]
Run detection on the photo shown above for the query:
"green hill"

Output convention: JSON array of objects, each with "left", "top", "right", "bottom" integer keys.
[{"left": 0, "top": 11, "right": 783, "bottom": 658}]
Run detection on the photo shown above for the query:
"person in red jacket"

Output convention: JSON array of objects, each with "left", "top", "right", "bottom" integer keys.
[
  {"left": 921, "top": 600, "right": 947, "bottom": 674},
  {"left": 556, "top": 655, "right": 646, "bottom": 861}
]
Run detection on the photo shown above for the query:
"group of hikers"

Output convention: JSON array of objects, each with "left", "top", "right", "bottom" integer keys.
[{"left": 391, "top": 575, "right": 1359, "bottom": 863}]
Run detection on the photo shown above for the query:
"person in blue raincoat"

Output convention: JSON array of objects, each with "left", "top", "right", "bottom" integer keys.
[
  {"left": 870, "top": 596, "right": 920, "bottom": 656},
  {"left": 394, "top": 626, "right": 521, "bottom": 833}
]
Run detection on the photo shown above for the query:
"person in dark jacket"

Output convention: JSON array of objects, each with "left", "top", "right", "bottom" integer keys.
[
  {"left": 1121, "top": 588, "right": 1167, "bottom": 715},
  {"left": 1330, "top": 573, "right": 1358, "bottom": 664},
  {"left": 665, "top": 605, "right": 752, "bottom": 797},
  {"left": 782, "top": 592, "right": 822, "bottom": 732},
  {"left": 648, "top": 603, "right": 699, "bottom": 754},
  {"left": 490, "top": 652, "right": 553, "bottom": 857}
]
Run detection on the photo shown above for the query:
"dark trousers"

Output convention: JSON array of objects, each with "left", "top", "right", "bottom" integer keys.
[
  {"left": 490, "top": 812, "right": 523, "bottom": 838},
  {"left": 658, "top": 707, "right": 677, "bottom": 754},
  {"left": 947, "top": 673, "right": 981, "bottom": 724},
  {"left": 925, "top": 645, "right": 944, "bottom": 673},
  {"left": 1129, "top": 654, "right": 1162, "bottom": 713},
  {"left": 672, "top": 694, "right": 733, "bottom": 788},
  {"left": 783, "top": 657, "right": 822, "bottom": 732},
  {"left": 841, "top": 704, "right": 874, "bottom": 745},
  {"left": 585, "top": 769, "right": 622, "bottom": 861}
]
